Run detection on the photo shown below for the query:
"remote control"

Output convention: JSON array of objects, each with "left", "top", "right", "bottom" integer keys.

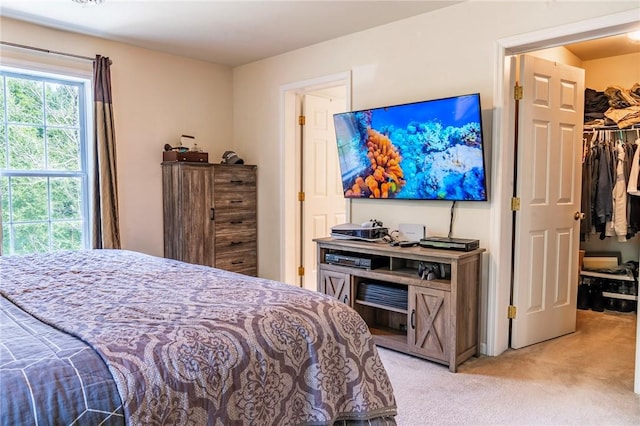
[{"left": 399, "top": 241, "right": 419, "bottom": 247}]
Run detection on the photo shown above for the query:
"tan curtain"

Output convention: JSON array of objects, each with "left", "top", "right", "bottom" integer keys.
[{"left": 92, "top": 55, "right": 120, "bottom": 249}]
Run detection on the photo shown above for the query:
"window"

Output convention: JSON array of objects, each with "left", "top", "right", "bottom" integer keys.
[{"left": 0, "top": 68, "right": 91, "bottom": 255}]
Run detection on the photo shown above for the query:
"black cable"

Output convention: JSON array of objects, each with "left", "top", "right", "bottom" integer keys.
[{"left": 448, "top": 201, "right": 456, "bottom": 239}]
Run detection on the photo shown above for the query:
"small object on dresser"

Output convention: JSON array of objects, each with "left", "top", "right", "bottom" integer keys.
[
  {"left": 163, "top": 150, "right": 209, "bottom": 163},
  {"left": 164, "top": 143, "right": 188, "bottom": 152},
  {"left": 221, "top": 150, "right": 244, "bottom": 165},
  {"left": 180, "top": 134, "right": 195, "bottom": 150}
]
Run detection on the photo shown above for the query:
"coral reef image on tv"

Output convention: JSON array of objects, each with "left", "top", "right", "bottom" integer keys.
[{"left": 333, "top": 93, "right": 488, "bottom": 201}]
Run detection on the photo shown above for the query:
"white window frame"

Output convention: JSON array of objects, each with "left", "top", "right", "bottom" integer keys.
[{"left": 0, "top": 63, "right": 93, "bottom": 254}]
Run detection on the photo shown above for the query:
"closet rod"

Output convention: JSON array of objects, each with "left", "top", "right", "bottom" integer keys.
[
  {"left": 583, "top": 124, "right": 640, "bottom": 133},
  {"left": 0, "top": 41, "right": 95, "bottom": 62}
]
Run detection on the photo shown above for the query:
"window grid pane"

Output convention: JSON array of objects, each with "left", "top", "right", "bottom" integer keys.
[{"left": 6, "top": 76, "right": 44, "bottom": 125}]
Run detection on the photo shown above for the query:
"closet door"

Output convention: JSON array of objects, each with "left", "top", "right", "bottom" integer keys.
[{"left": 511, "top": 54, "right": 585, "bottom": 349}]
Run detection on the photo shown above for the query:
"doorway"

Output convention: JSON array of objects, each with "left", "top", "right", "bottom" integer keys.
[
  {"left": 488, "top": 9, "right": 639, "bottom": 392},
  {"left": 279, "top": 72, "right": 352, "bottom": 289}
]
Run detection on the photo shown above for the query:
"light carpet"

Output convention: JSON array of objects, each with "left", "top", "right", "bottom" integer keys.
[{"left": 378, "top": 309, "right": 640, "bottom": 425}]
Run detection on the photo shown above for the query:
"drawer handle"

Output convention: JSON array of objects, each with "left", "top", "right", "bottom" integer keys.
[
  {"left": 231, "top": 260, "right": 244, "bottom": 265},
  {"left": 230, "top": 220, "right": 243, "bottom": 225},
  {"left": 210, "top": 208, "right": 215, "bottom": 220},
  {"left": 230, "top": 241, "right": 243, "bottom": 246},
  {"left": 230, "top": 180, "right": 244, "bottom": 184},
  {"left": 411, "top": 309, "right": 416, "bottom": 329},
  {"left": 230, "top": 200, "right": 243, "bottom": 204}
]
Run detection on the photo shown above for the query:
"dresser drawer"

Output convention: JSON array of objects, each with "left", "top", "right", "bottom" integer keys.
[
  {"left": 215, "top": 233, "right": 256, "bottom": 250},
  {"left": 215, "top": 247, "right": 257, "bottom": 275},
  {"left": 213, "top": 166, "right": 256, "bottom": 186},
  {"left": 214, "top": 210, "right": 255, "bottom": 224},
  {"left": 214, "top": 193, "right": 257, "bottom": 210},
  {"left": 216, "top": 221, "right": 257, "bottom": 238}
]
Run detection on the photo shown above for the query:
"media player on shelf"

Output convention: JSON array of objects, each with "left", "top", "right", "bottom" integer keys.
[
  {"left": 419, "top": 236, "right": 480, "bottom": 251},
  {"left": 324, "top": 253, "right": 386, "bottom": 270},
  {"left": 330, "top": 221, "right": 388, "bottom": 242}
]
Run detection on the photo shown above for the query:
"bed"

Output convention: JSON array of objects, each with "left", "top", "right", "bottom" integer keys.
[{"left": 0, "top": 249, "right": 397, "bottom": 425}]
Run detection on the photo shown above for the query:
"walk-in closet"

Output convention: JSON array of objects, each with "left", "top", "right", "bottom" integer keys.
[
  {"left": 579, "top": 122, "right": 638, "bottom": 314},
  {"left": 576, "top": 59, "right": 639, "bottom": 315}
]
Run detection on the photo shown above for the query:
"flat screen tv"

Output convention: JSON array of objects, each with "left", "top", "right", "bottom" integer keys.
[{"left": 333, "top": 93, "right": 488, "bottom": 201}]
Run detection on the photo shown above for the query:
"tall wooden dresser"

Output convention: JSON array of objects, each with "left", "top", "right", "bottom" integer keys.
[{"left": 162, "top": 162, "right": 257, "bottom": 276}]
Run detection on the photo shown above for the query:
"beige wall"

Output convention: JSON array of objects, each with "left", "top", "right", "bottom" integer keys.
[
  {"left": 232, "top": 1, "right": 639, "bottom": 281},
  {"left": 0, "top": 17, "right": 233, "bottom": 257},
  {"left": 584, "top": 52, "right": 640, "bottom": 90}
]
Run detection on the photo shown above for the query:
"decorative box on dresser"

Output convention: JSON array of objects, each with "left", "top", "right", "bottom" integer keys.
[
  {"left": 314, "top": 237, "right": 484, "bottom": 372},
  {"left": 162, "top": 162, "right": 257, "bottom": 276}
]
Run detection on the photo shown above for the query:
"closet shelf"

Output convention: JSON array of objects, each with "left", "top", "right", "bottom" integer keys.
[
  {"left": 601, "top": 291, "right": 638, "bottom": 302},
  {"left": 580, "top": 270, "right": 635, "bottom": 282},
  {"left": 580, "top": 270, "right": 638, "bottom": 302}
]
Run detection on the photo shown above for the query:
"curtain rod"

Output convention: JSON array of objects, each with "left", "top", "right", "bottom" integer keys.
[{"left": 0, "top": 41, "right": 95, "bottom": 62}]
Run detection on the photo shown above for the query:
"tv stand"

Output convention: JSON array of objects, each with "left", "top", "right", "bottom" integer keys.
[{"left": 314, "top": 237, "right": 485, "bottom": 372}]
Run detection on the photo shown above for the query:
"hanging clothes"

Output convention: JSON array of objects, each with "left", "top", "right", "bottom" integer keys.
[
  {"left": 628, "top": 138, "right": 640, "bottom": 196},
  {"left": 627, "top": 138, "right": 640, "bottom": 238},
  {"left": 594, "top": 137, "right": 613, "bottom": 238},
  {"left": 581, "top": 128, "right": 640, "bottom": 241},
  {"left": 612, "top": 142, "right": 627, "bottom": 241},
  {"left": 580, "top": 134, "right": 595, "bottom": 236}
]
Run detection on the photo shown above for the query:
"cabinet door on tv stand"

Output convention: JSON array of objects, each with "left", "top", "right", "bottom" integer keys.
[
  {"left": 319, "top": 269, "right": 352, "bottom": 306},
  {"left": 408, "top": 286, "right": 450, "bottom": 364}
]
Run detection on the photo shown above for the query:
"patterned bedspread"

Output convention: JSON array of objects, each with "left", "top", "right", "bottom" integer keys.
[{"left": 0, "top": 249, "right": 396, "bottom": 425}]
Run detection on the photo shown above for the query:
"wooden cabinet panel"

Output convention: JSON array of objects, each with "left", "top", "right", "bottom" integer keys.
[
  {"left": 314, "top": 237, "right": 483, "bottom": 372},
  {"left": 409, "top": 286, "right": 450, "bottom": 363},
  {"left": 319, "top": 269, "right": 351, "bottom": 305},
  {"left": 162, "top": 163, "right": 214, "bottom": 267},
  {"left": 162, "top": 162, "right": 257, "bottom": 276}
]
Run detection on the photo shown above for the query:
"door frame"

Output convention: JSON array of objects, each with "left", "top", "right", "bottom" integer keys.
[
  {"left": 279, "top": 72, "right": 352, "bottom": 286},
  {"left": 488, "top": 9, "right": 639, "bottom": 391}
]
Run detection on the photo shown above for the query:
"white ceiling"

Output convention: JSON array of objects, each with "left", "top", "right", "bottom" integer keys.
[
  {"left": 0, "top": 0, "right": 464, "bottom": 67},
  {"left": 1, "top": 1, "right": 638, "bottom": 66}
]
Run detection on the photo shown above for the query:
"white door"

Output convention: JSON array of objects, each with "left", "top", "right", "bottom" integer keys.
[
  {"left": 511, "top": 54, "right": 585, "bottom": 349},
  {"left": 302, "top": 93, "right": 346, "bottom": 291}
]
